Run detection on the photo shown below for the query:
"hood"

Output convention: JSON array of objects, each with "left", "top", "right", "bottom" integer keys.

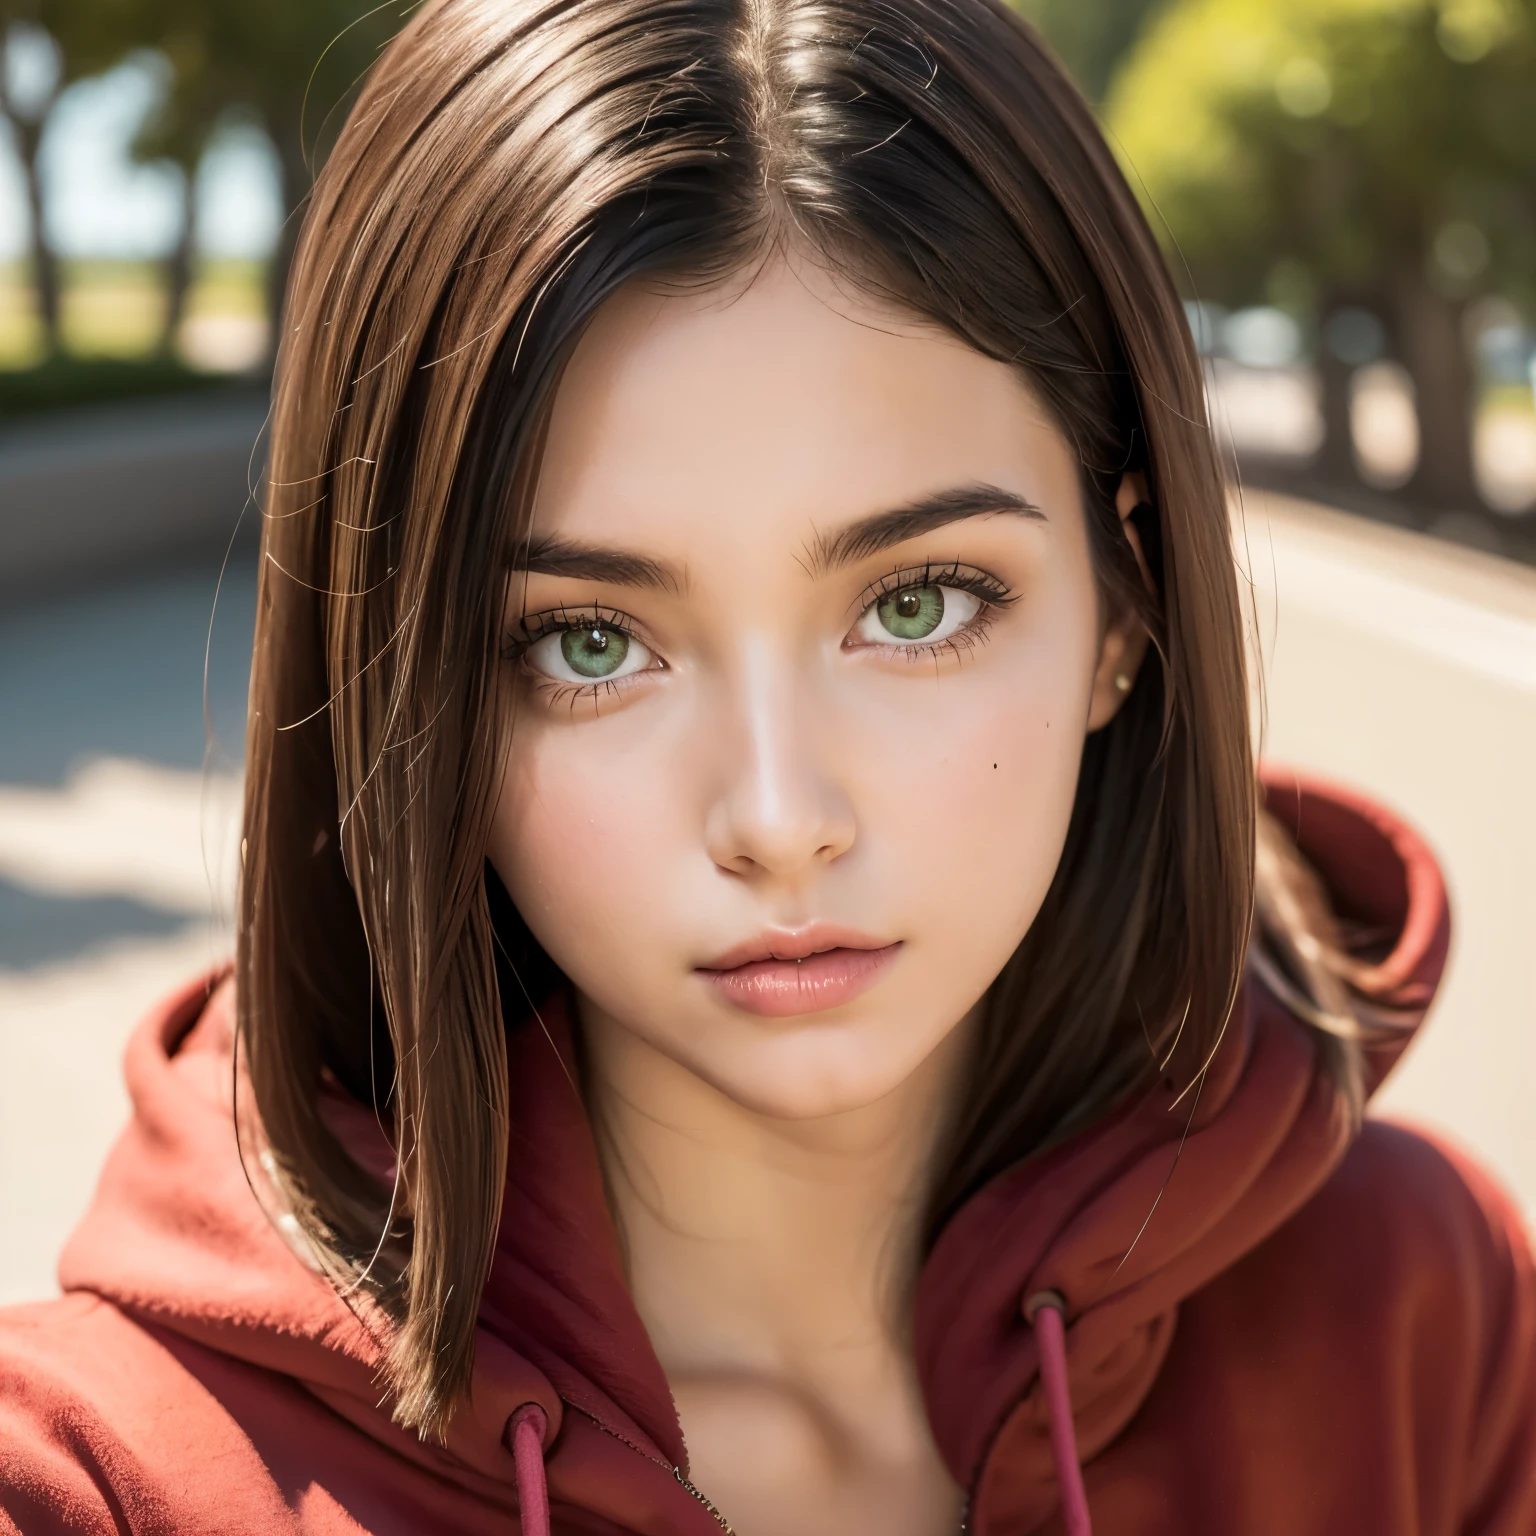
[
  {"left": 57, "top": 769, "right": 1449, "bottom": 1534},
  {"left": 916, "top": 768, "right": 1451, "bottom": 1528}
]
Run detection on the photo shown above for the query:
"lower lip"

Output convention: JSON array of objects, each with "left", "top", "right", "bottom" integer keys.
[{"left": 698, "top": 944, "right": 902, "bottom": 1018}]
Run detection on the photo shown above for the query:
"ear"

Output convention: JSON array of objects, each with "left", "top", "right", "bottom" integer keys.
[{"left": 1086, "top": 473, "right": 1154, "bottom": 732}]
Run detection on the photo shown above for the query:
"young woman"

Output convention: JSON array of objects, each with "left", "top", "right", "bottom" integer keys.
[{"left": 2, "top": 0, "right": 1532, "bottom": 1531}]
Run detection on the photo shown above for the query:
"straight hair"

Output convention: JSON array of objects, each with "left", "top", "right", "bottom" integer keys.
[{"left": 240, "top": 0, "right": 1365, "bottom": 1438}]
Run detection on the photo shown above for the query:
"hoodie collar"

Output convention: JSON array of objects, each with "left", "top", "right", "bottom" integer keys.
[{"left": 918, "top": 984, "right": 1349, "bottom": 1528}]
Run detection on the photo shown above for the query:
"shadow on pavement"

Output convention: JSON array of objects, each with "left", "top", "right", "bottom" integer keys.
[
  {"left": 0, "top": 553, "right": 257, "bottom": 788},
  {"left": 0, "top": 554, "right": 255, "bottom": 964},
  {"left": 0, "top": 878, "right": 191, "bottom": 970}
]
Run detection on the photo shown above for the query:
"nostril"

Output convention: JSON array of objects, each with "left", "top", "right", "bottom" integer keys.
[{"left": 716, "top": 852, "right": 760, "bottom": 879}]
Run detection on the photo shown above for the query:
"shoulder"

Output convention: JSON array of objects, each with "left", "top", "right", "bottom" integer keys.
[
  {"left": 1188, "top": 1118, "right": 1533, "bottom": 1338},
  {"left": 0, "top": 1293, "right": 181, "bottom": 1533},
  {"left": 0, "top": 1293, "right": 306, "bottom": 1535},
  {"left": 1232, "top": 1119, "right": 1535, "bottom": 1360},
  {"left": 1216, "top": 1121, "right": 1536, "bottom": 1524},
  {"left": 1300, "top": 1119, "right": 1532, "bottom": 1310}
]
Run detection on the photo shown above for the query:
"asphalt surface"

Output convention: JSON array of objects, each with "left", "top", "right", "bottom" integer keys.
[{"left": 0, "top": 556, "right": 252, "bottom": 1302}]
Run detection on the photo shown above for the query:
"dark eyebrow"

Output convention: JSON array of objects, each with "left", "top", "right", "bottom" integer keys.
[
  {"left": 508, "top": 534, "right": 682, "bottom": 593},
  {"left": 807, "top": 483, "right": 1045, "bottom": 575}
]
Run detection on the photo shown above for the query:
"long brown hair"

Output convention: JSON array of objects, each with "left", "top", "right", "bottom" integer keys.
[{"left": 241, "top": 0, "right": 1349, "bottom": 1438}]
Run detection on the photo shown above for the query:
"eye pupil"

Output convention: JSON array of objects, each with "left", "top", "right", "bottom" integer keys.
[
  {"left": 878, "top": 585, "right": 944, "bottom": 640},
  {"left": 560, "top": 624, "right": 629, "bottom": 678}
]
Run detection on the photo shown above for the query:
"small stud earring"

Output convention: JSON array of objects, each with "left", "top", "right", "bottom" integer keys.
[{"left": 1114, "top": 673, "right": 1132, "bottom": 693}]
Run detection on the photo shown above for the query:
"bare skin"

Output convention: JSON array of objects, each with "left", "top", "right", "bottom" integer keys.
[{"left": 488, "top": 255, "right": 1148, "bottom": 1536}]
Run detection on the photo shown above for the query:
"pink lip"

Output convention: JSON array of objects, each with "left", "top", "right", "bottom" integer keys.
[{"left": 697, "top": 925, "right": 902, "bottom": 1018}]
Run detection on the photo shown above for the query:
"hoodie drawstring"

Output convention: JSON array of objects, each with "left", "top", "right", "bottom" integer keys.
[
  {"left": 509, "top": 1402, "right": 552, "bottom": 1536},
  {"left": 1025, "top": 1291, "right": 1092, "bottom": 1536}
]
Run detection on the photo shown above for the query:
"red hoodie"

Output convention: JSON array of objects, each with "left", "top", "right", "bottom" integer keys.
[{"left": 1, "top": 775, "right": 1533, "bottom": 1534}]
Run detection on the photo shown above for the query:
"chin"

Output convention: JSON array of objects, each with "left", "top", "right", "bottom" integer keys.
[{"left": 681, "top": 1016, "right": 954, "bottom": 1121}]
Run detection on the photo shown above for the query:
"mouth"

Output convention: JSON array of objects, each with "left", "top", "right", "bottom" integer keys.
[{"left": 697, "top": 925, "right": 901, "bottom": 1018}]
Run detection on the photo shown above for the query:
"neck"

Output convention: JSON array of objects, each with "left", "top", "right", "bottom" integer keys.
[{"left": 579, "top": 1000, "right": 976, "bottom": 1402}]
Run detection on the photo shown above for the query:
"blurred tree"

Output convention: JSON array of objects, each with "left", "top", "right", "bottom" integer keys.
[
  {"left": 34, "top": 1, "right": 212, "bottom": 354},
  {"left": 36, "top": 0, "right": 407, "bottom": 359},
  {"left": 1009, "top": 0, "right": 1167, "bottom": 101},
  {"left": 1108, "top": 0, "right": 1536, "bottom": 511},
  {"left": 1, "top": 6, "right": 71, "bottom": 352}
]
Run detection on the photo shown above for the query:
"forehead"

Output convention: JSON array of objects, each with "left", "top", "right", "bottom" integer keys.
[{"left": 531, "top": 258, "right": 1070, "bottom": 549}]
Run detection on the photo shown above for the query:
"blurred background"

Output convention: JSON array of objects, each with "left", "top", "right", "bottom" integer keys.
[{"left": 1, "top": 0, "right": 1533, "bottom": 1301}]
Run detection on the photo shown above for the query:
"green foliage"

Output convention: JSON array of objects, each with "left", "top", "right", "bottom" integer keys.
[
  {"left": 1008, "top": 0, "right": 1168, "bottom": 100},
  {"left": 11, "top": 0, "right": 413, "bottom": 368},
  {"left": 0, "top": 352, "right": 254, "bottom": 418},
  {"left": 1105, "top": 0, "right": 1536, "bottom": 309},
  {"left": 35, "top": 0, "right": 411, "bottom": 193}
]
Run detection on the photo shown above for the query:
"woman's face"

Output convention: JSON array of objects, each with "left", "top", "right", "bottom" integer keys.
[{"left": 488, "top": 257, "right": 1142, "bottom": 1120}]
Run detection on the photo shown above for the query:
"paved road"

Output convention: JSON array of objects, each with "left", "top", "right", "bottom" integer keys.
[
  {"left": 0, "top": 501, "right": 1532, "bottom": 1304},
  {"left": 0, "top": 557, "right": 253, "bottom": 1303},
  {"left": 1241, "top": 490, "right": 1536, "bottom": 1227}
]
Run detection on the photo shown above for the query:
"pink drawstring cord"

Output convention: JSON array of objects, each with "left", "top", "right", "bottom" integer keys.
[
  {"left": 1025, "top": 1291, "right": 1092, "bottom": 1536},
  {"left": 509, "top": 1402, "right": 552, "bottom": 1536}
]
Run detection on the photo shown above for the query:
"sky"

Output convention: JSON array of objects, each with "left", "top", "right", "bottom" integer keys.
[{"left": 1, "top": 46, "right": 282, "bottom": 263}]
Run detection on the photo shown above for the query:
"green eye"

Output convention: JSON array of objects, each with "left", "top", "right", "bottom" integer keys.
[
  {"left": 560, "top": 625, "right": 630, "bottom": 678},
  {"left": 521, "top": 615, "right": 654, "bottom": 687},
  {"left": 877, "top": 586, "right": 945, "bottom": 640}
]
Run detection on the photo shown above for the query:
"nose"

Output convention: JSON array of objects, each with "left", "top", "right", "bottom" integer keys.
[{"left": 702, "top": 646, "right": 856, "bottom": 882}]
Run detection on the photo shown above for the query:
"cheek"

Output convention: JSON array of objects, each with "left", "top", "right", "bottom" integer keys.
[
  {"left": 487, "top": 718, "right": 686, "bottom": 980},
  {"left": 847, "top": 600, "right": 1098, "bottom": 960}
]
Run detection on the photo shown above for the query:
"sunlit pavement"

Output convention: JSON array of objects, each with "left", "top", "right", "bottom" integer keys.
[
  {"left": 0, "top": 558, "right": 252, "bottom": 1303},
  {"left": 1243, "top": 491, "right": 1536, "bottom": 1227},
  {"left": 1, "top": 507, "right": 1534, "bottom": 1305}
]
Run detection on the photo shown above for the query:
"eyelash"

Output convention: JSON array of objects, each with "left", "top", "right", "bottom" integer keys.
[
  {"left": 504, "top": 603, "right": 635, "bottom": 650},
  {"left": 853, "top": 561, "right": 1017, "bottom": 662},
  {"left": 501, "top": 604, "right": 659, "bottom": 707},
  {"left": 504, "top": 562, "right": 1018, "bottom": 702}
]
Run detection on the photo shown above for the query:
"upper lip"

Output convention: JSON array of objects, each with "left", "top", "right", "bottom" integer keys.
[{"left": 700, "top": 924, "right": 897, "bottom": 972}]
